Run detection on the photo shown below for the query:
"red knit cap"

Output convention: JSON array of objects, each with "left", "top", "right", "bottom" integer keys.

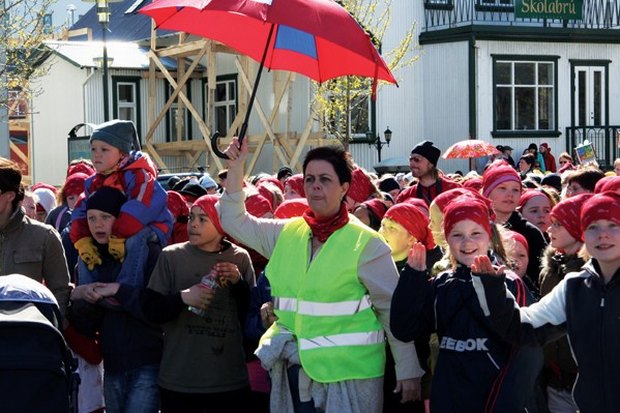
[
  {"left": 63, "top": 173, "right": 89, "bottom": 198},
  {"left": 384, "top": 203, "right": 435, "bottom": 250},
  {"left": 256, "top": 175, "right": 285, "bottom": 193},
  {"left": 245, "top": 193, "right": 272, "bottom": 218},
  {"left": 285, "top": 174, "right": 305, "bottom": 197},
  {"left": 443, "top": 196, "right": 492, "bottom": 238},
  {"left": 274, "top": 198, "right": 309, "bottom": 218},
  {"left": 518, "top": 189, "right": 548, "bottom": 210},
  {"left": 432, "top": 188, "right": 496, "bottom": 222},
  {"left": 432, "top": 188, "right": 472, "bottom": 212},
  {"left": 66, "top": 161, "right": 95, "bottom": 178},
  {"left": 31, "top": 182, "right": 57, "bottom": 195},
  {"left": 504, "top": 230, "right": 529, "bottom": 251},
  {"left": 167, "top": 190, "right": 189, "bottom": 219},
  {"left": 463, "top": 177, "right": 483, "bottom": 192},
  {"left": 581, "top": 192, "right": 620, "bottom": 234},
  {"left": 347, "top": 168, "right": 375, "bottom": 204},
  {"left": 594, "top": 176, "right": 620, "bottom": 194},
  {"left": 192, "top": 195, "right": 225, "bottom": 235},
  {"left": 361, "top": 198, "right": 389, "bottom": 222},
  {"left": 551, "top": 193, "right": 593, "bottom": 242},
  {"left": 256, "top": 184, "right": 276, "bottom": 212},
  {"left": 482, "top": 161, "right": 521, "bottom": 197},
  {"left": 402, "top": 197, "right": 430, "bottom": 217}
]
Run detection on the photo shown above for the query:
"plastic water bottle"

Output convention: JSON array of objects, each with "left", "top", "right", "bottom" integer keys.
[{"left": 188, "top": 269, "right": 219, "bottom": 317}]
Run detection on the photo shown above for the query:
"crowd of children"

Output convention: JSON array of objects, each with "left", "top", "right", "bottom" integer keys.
[{"left": 4, "top": 120, "right": 620, "bottom": 413}]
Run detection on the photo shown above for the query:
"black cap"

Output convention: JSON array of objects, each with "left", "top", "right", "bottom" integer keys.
[
  {"left": 179, "top": 182, "right": 208, "bottom": 199},
  {"left": 86, "top": 187, "right": 127, "bottom": 217},
  {"left": 411, "top": 141, "right": 441, "bottom": 166},
  {"left": 277, "top": 166, "right": 293, "bottom": 181},
  {"left": 503, "top": 145, "right": 513, "bottom": 151}
]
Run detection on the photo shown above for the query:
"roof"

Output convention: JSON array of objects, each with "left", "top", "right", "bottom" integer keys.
[
  {"left": 42, "top": 40, "right": 180, "bottom": 70},
  {"left": 70, "top": 0, "right": 174, "bottom": 42}
]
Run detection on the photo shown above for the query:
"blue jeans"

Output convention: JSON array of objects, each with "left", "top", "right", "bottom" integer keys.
[
  {"left": 104, "top": 364, "right": 160, "bottom": 413},
  {"left": 78, "top": 226, "right": 160, "bottom": 288}
]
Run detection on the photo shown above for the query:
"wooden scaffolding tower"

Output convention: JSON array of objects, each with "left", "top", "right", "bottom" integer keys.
[{"left": 143, "top": 25, "right": 336, "bottom": 176}]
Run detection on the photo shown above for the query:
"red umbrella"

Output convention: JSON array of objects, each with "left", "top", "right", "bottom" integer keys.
[
  {"left": 139, "top": 0, "right": 397, "bottom": 158},
  {"left": 442, "top": 139, "right": 500, "bottom": 160}
]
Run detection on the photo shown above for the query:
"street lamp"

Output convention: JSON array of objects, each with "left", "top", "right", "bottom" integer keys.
[
  {"left": 366, "top": 127, "right": 392, "bottom": 163},
  {"left": 84, "top": 0, "right": 122, "bottom": 122}
]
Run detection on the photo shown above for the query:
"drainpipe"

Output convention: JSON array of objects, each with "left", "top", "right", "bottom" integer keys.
[{"left": 468, "top": 36, "right": 477, "bottom": 172}]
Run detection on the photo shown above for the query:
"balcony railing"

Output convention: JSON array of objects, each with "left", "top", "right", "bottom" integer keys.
[
  {"left": 566, "top": 125, "right": 620, "bottom": 167},
  {"left": 424, "top": 0, "right": 620, "bottom": 31}
]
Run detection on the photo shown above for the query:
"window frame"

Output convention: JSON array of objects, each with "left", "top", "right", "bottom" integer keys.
[
  {"left": 202, "top": 74, "right": 238, "bottom": 137},
  {"left": 491, "top": 55, "right": 561, "bottom": 138},
  {"left": 164, "top": 81, "right": 193, "bottom": 142},
  {"left": 112, "top": 76, "right": 142, "bottom": 144}
]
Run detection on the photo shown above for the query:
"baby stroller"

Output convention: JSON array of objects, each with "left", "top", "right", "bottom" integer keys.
[{"left": 0, "top": 274, "right": 79, "bottom": 413}]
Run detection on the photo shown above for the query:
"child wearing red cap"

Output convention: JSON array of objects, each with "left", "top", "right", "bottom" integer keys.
[
  {"left": 472, "top": 191, "right": 620, "bottom": 412},
  {"left": 391, "top": 195, "right": 536, "bottom": 413},
  {"left": 143, "top": 194, "right": 255, "bottom": 412}
]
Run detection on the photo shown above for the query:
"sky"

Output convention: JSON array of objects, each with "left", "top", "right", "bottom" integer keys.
[{"left": 49, "top": 0, "right": 91, "bottom": 28}]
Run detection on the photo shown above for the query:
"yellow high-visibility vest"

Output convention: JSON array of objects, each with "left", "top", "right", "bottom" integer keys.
[{"left": 264, "top": 217, "right": 386, "bottom": 383}]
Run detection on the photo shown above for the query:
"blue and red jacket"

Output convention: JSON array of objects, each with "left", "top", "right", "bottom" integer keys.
[{"left": 70, "top": 151, "right": 172, "bottom": 245}]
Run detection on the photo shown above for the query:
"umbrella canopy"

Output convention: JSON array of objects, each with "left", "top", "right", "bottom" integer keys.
[
  {"left": 443, "top": 139, "right": 500, "bottom": 160},
  {"left": 139, "top": 0, "right": 396, "bottom": 85}
]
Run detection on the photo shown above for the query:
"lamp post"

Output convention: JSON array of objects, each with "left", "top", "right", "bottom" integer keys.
[
  {"left": 366, "top": 127, "right": 392, "bottom": 163},
  {"left": 85, "top": 0, "right": 121, "bottom": 122}
]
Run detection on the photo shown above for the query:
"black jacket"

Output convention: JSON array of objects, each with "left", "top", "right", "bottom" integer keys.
[
  {"left": 391, "top": 263, "right": 537, "bottom": 412},
  {"left": 474, "top": 259, "right": 620, "bottom": 413}
]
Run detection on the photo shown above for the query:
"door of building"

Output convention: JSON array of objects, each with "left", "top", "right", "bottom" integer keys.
[{"left": 573, "top": 65, "right": 609, "bottom": 163}]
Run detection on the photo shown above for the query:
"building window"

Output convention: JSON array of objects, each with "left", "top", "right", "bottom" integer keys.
[
  {"left": 494, "top": 60, "right": 555, "bottom": 132},
  {"left": 213, "top": 77, "right": 237, "bottom": 137},
  {"left": 8, "top": 89, "right": 27, "bottom": 118},
  {"left": 112, "top": 77, "right": 141, "bottom": 144},
  {"left": 479, "top": 0, "right": 512, "bottom": 5},
  {"left": 165, "top": 83, "right": 192, "bottom": 142}
]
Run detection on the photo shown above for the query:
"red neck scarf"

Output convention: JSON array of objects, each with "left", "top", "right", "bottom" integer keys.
[{"left": 303, "top": 202, "right": 350, "bottom": 243}]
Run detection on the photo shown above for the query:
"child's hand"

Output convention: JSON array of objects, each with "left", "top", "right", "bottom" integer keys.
[
  {"left": 471, "top": 255, "right": 506, "bottom": 277},
  {"left": 108, "top": 236, "right": 126, "bottom": 262},
  {"left": 215, "top": 262, "right": 241, "bottom": 287},
  {"left": 75, "top": 237, "right": 102, "bottom": 270},
  {"left": 406, "top": 242, "right": 427, "bottom": 272},
  {"left": 94, "top": 283, "right": 120, "bottom": 297},
  {"left": 71, "top": 282, "right": 107, "bottom": 304},
  {"left": 181, "top": 283, "right": 216, "bottom": 310}
]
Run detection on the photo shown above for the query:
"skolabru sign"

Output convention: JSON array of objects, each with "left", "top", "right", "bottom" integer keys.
[{"left": 515, "top": 0, "right": 582, "bottom": 20}]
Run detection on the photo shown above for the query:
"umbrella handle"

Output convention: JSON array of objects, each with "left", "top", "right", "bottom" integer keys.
[
  {"left": 210, "top": 131, "right": 229, "bottom": 159},
  {"left": 210, "top": 121, "right": 248, "bottom": 159}
]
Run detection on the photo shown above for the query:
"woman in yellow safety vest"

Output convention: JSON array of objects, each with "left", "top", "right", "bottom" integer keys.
[{"left": 218, "top": 138, "right": 424, "bottom": 413}]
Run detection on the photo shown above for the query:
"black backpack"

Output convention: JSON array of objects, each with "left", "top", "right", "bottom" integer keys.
[{"left": 0, "top": 274, "right": 79, "bottom": 413}]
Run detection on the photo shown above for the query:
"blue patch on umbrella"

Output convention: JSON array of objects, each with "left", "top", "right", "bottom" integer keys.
[{"left": 274, "top": 25, "right": 317, "bottom": 59}]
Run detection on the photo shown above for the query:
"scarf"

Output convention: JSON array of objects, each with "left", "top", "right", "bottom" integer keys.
[{"left": 302, "top": 202, "right": 349, "bottom": 243}]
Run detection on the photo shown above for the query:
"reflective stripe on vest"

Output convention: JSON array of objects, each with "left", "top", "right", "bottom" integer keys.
[
  {"left": 299, "top": 330, "right": 384, "bottom": 351},
  {"left": 274, "top": 294, "right": 372, "bottom": 316}
]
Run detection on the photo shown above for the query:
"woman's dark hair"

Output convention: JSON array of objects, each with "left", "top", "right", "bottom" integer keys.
[
  {"left": 520, "top": 153, "right": 536, "bottom": 166},
  {"left": 303, "top": 146, "right": 354, "bottom": 184}
]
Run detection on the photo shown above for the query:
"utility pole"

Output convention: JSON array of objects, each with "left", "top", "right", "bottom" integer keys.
[{"left": 0, "top": 0, "right": 10, "bottom": 158}]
